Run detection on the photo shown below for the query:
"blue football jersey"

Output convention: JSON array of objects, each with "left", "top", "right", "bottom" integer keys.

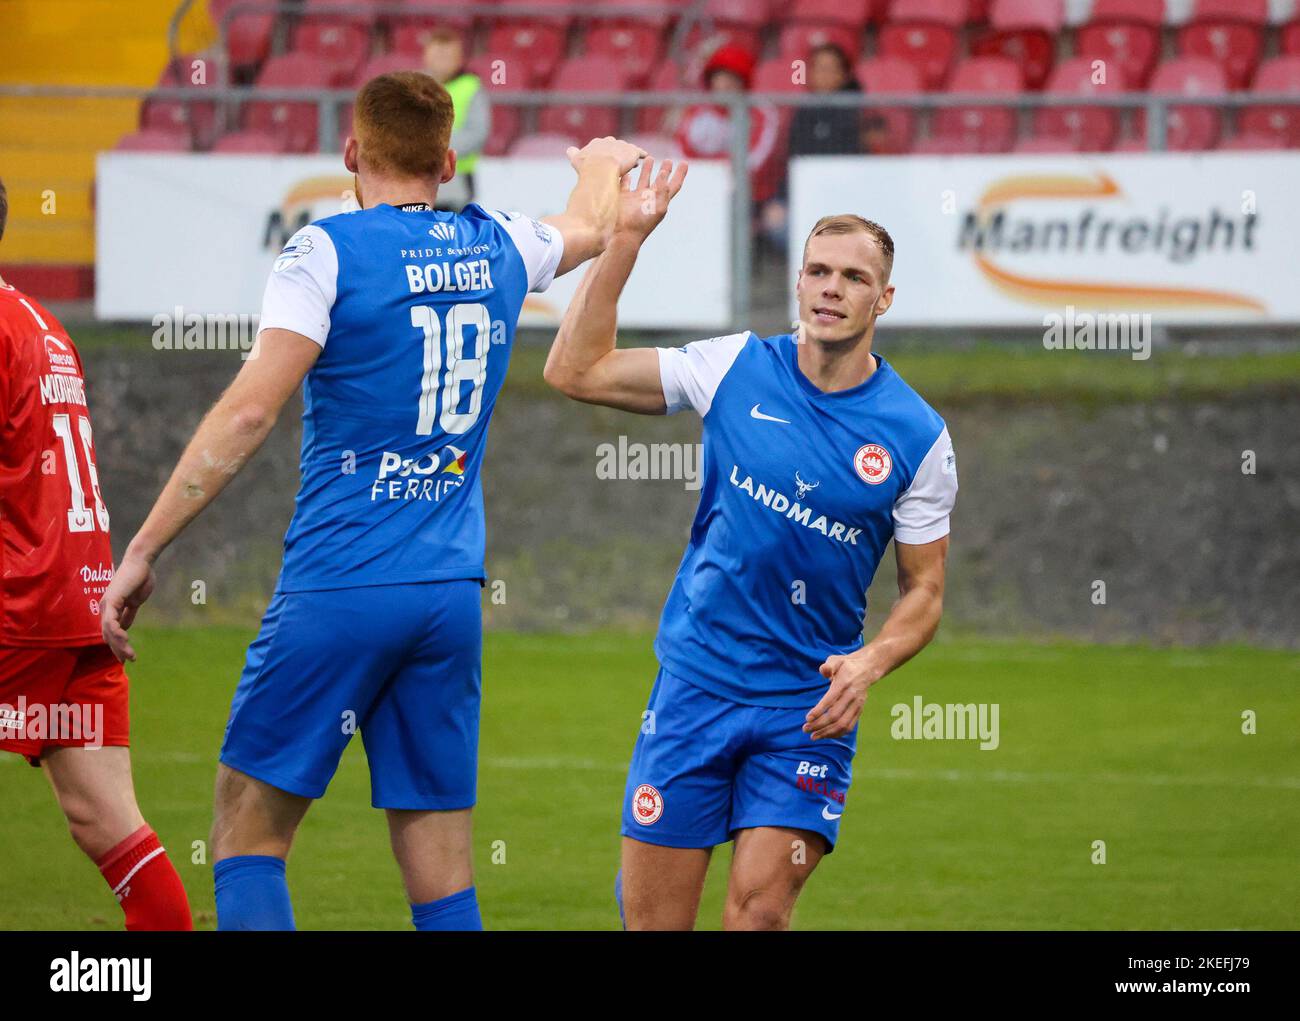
[
  {"left": 653, "top": 333, "right": 958, "bottom": 708},
  {"left": 257, "top": 202, "right": 563, "bottom": 592}
]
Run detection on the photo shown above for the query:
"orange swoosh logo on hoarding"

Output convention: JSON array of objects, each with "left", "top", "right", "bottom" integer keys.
[{"left": 970, "top": 171, "right": 1266, "bottom": 313}]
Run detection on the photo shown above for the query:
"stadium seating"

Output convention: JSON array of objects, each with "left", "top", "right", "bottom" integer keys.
[
  {"left": 1130, "top": 56, "right": 1228, "bottom": 150},
  {"left": 1236, "top": 56, "right": 1300, "bottom": 148},
  {"left": 485, "top": 22, "right": 567, "bottom": 88},
  {"left": 1175, "top": 0, "right": 1268, "bottom": 90},
  {"left": 238, "top": 52, "right": 347, "bottom": 153},
  {"left": 877, "top": 0, "right": 969, "bottom": 90},
  {"left": 585, "top": 22, "right": 666, "bottom": 87},
  {"left": 113, "top": 0, "right": 1300, "bottom": 158},
  {"left": 115, "top": 128, "right": 192, "bottom": 152},
  {"left": 140, "top": 57, "right": 220, "bottom": 150},
  {"left": 1075, "top": 0, "right": 1164, "bottom": 90},
  {"left": 537, "top": 57, "right": 630, "bottom": 141},
  {"left": 1032, "top": 57, "right": 1128, "bottom": 151},
  {"left": 777, "top": 23, "right": 863, "bottom": 64},
  {"left": 787, "top": 0, "right": 873, "bottom": 31},
  {"left": 854, "top": 57, "right": 925, "bottom": 153},
  {"left": 211, "top": 129, "right": 288, "bottom": 153},
  {"left": 923, "top": 56, "right": 1023, "bottom": 152},
  {"left": 969, "top": 0, "right": 1063, "bottom": 90},
  {"left": 351, "top": 52, "right": 419, "bottom": 87}
]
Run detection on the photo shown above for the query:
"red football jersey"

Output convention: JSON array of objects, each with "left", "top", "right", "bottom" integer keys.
[{"left": 0, "top": 283, "right": 115, "bottom": 646}]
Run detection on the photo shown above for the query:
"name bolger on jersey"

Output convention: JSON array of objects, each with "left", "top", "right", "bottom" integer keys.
[
  {"left": 651, "top": 331, "right": 958, "bottom": 708},
  {"left": 257, "top": 203, "right": 563, "bottom": 592}
]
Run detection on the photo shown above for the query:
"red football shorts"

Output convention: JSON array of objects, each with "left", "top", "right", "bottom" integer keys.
[{"left": 0, "top": 644, "right": 129, "bottom": 766}]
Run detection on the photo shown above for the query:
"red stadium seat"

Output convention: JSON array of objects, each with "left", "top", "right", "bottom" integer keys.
[
  {"left": 1130, "top": 57, "right": 1228, "bottom": 150},
  {"left": 508, "top": 132, "right": 584, "bottom": 157},
  {"left": 291, "top": 17, "right": 371, "bottom": 82},
  {"left": 537, "top": 57, "right": 629, "bottom": 141},
  {"left": 701, "top": 0, "right": 774, "bottom": 30},
  {"left": 140, "top": 57, "right": 220, "bottom": 150},
  {"left": 1176, "top": 0, "right": 1267, "bottom": 89},
  {"left": 1075, "top": 0, "right": 1164, "bottom": 90},
  {"left": 585, "top": 22, "right": 665, "bottom": 88},
  {"left": 215, "top": 3, "right": 276, "bottom": 75},
  {"left": 211, "top": 129, "right": 289, "bottom": 154},
  {"left": 115, "top": 128, "right": 193, "bottom": 152},
  {"left": 243, "top": 53, "right": 346, "bottom": 153},
  {"left": 485, "top": 23, "right": 567, "bottom": 88},
  {"left": 385, "top": 0, "right": 475, "bottom": 44},
  {"left": 1217, "top": 131, "right": 1290, "bottom": 150},
  {"left": 929, "top": 56, "right": 1023, "bottom": 152},
  {"left": 777, "top": 24, "right": 862, "bottom": 64},
  {"left": 1236, "top": 57, "right": 1300, "bottom": 148},
  {"left": 1033, "top": 57, "right": 1129, "bottom": 151},
  {"left": 855, "top": 56, "right": 924, "bottom": 152},
  {"left": 592, "top": 0, "right": 684, "bottom": 32},
  {"left": 1283, "top": 20, "right": 1300, "bottom": 56},
  {"left": 484, "top": 105, "right": 523, "bottom": 157},
  {"left": 786, "top": 0, "right": 872, "bottom": 30},
  {"left": 351, "top": 52, "right": 420, "bottom": 87},
  {"left": 636, "top": 60, "right": 687, "bottom": 133},
  {"left": 969, "top": 0, "right": 1062, "bottom": 90},
  {"left": 682, "top": 22, "right": 764, "bottom": 58},
  {"left": 878, "top": 0, "right": 969, "bottom": 90}
]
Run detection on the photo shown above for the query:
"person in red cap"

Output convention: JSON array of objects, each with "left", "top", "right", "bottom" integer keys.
[{"left": 674, "top": 43, "right": 782, "bottom": 206}]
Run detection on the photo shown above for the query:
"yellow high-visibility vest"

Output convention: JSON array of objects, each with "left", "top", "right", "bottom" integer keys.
[{"left": 444, "top": 72, "right": 483, "bottom": 175}]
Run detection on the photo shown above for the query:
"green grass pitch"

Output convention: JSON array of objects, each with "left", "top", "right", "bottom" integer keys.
[{"left": 3, "top": 629, "right": 1296, "bottom": 930}]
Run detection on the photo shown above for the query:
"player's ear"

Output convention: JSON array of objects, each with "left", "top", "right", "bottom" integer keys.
[
  {"left": 343, "top": 136, "right": 359, "bottom": 174},
  {"left": 875, "top": 284, "right": 895, "bottom": 317},
  {"left": 441, "top": 148, "right": 457, "bottom": 185}
]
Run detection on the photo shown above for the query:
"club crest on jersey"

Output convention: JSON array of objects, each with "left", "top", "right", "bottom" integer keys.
[
  {"left": 428, "top": 222, "right": 456, "bottom": 241},
  {"left": 274, "top": 232, "right": 314, "bottom": 272},
  {"left": 631, "top": 783, "right": 663, "bottom": 825},
  {"left": 854, "top": 444, "right": 892, "bottom": 485}
]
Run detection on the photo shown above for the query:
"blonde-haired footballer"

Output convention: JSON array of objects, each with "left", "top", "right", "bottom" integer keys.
[{"left": 545, "top": 163, "right": 958, "bottom": 929}]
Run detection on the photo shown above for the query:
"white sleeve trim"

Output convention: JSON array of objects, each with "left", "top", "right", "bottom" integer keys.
[
  {"left": 258, "top": 225, "right": 338, "bottom": 348},
  {"left": 488, "top": 209, "right": 565, "bottom": 293},
  {"left": 893, "top": 426, "right": 957, "bottom": 544},
  {"left": 656, "top": 332, "right": 750, "bottom": 416}
]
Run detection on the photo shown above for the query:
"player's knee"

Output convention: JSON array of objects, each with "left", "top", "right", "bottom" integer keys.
[
  {"left": 59, "top": 793, "right": 134, "bottom": 858},
  {"left": 724, "top": 881, "right": 802, "bottom": 931}
]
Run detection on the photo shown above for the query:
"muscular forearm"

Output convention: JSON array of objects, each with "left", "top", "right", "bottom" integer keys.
[
  {"left": 853, "top": 581, "right": 944, "bottom": 685},
  {"left": 545, "top": 233, "right": 640, "bottom": 383},
  {"left": 563, "top": 156, "right": 623, "bottom": 248},
  {"left": 127, "top": 398, "right": 277, "bottom": 562}
]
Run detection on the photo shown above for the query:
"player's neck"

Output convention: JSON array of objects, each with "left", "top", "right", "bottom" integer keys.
[
  {"left": 357, "top": 174, "right": 441, "bottom": 210},
  {"left": 797, "top": 329, "right": 877, "bottom": 393}
]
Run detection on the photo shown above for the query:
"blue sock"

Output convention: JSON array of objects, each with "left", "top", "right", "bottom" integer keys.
[
  {"left": 214, "top": 855, "right": 296, "bottom": 931},
  {"left": 410, "top": 886, "right": 482, "bottom": 931},
  {"left": 614, "top": 869, "right": 626, "bottom": 930}
]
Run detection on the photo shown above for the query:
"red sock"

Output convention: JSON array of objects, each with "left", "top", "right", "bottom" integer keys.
[{"left": 96, "top": 825, "right": 193, "bottom": 931}]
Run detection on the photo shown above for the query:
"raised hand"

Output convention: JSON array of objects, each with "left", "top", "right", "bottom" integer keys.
[
  {"left": 565, "top": 136, "right": 647, "bottom": 177},
  {"left": 614, "top": 157, "right": 689, "bottom": 242}
]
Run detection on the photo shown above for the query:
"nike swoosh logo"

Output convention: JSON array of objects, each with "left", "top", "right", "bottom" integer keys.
[
  {"left": 822, "top": 806, "right": 843, "bottom": 821},
  {"left": 750, "top": 404, "right": 791, "bottom": 424}
]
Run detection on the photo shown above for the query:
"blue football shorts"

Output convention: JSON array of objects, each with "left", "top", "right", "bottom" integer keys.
[
  {"left": 220, "top": 579, "right": 481, "bottom": 810},
  {"left": 621, "top": 666, "right": 857, "bottom": 853}
]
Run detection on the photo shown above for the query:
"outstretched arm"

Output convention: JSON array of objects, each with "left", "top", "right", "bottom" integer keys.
[
  {"left": 804, "top": 537, "right": 949, "bottom": 740},
  {"left": 543, "top": 136, "right": 647, "bottom": 278},
  {"left": 101, "top": 328, "right": 320, "bottom": 661},
  {"left": 543, "top": 157, "right": 688, "bottom": 413}
]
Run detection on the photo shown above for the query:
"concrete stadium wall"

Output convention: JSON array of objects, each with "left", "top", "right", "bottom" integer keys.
[{"left": 84, "top": 346, "right": 1299, "bottom": 648}]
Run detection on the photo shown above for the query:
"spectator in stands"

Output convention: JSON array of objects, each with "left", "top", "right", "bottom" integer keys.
[
  {"left": 760, "top": 43, "right": 883, "bottom": 252},
  {"left": 421, "top": 27, "right": 489, "bottom": 211},
  {"left": 675, "top": 44, "right": 781, "bottom": 209}
]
